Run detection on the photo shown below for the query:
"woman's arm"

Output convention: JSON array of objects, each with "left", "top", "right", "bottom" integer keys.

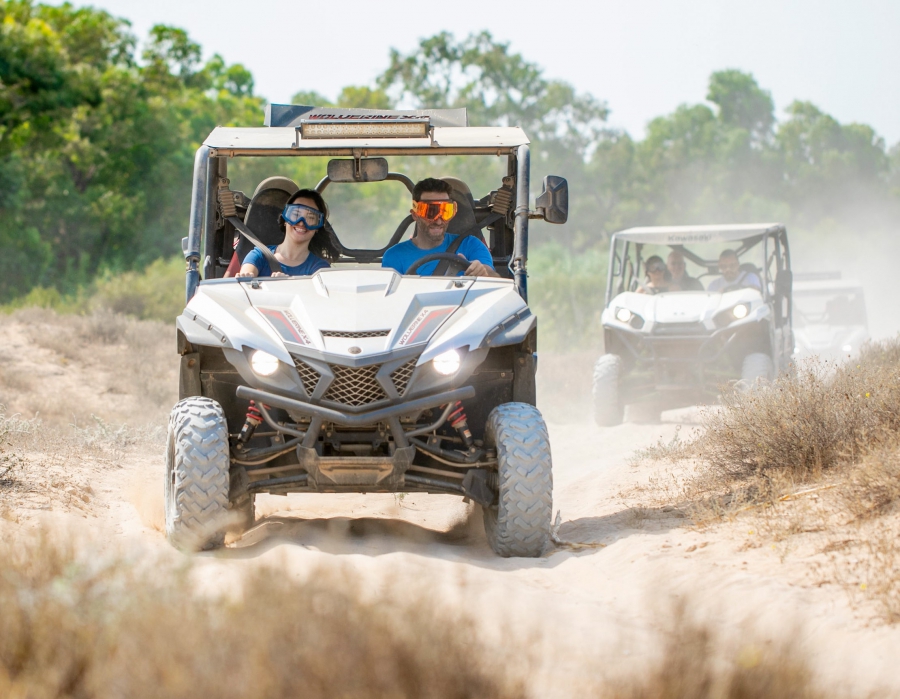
[{"left": 236, "top": 263, "right": 259, "bottom": 278}]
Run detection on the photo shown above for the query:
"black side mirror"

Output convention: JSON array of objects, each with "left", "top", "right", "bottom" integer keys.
[{"left": 535, "top": 175, "right": 568, "bottom": 224}]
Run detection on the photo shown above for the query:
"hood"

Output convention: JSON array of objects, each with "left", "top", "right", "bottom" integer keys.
[
  {"left": 794, "top": 324, "right": 869, "bottom": 356},
  {"left": 602, "top": 288, "right": 767, "bottom": 332},
  {"left": 650, "top": 292, "right": 719, "bottom": 323},
  {"left": 180, "top": 269, "right": 528, "bottom": 365}
]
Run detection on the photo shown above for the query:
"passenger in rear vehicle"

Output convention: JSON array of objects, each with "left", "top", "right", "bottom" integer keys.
[
  {"left": 636, "top": 255, "right": 670, "bottom": 294},
  {"left": 236, "top": 189, "right": 338, "bottom": 278},
  {"left": 707, "top": 249, "right": 762, "bottom": 292},
  {"left": 666, "top": 249, "right": 704, "bottom": 291}
]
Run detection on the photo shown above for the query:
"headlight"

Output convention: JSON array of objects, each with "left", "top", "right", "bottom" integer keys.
[
  {"left": 250, "top": 350, "right": 280, "bottom": 377},
  {"left": 433, "top": 349, "right": 461, "bottom": 376},
  {"left": 615, "top": 307, "right": 633, "bottom": 323},
  {"left": 732, "top": 303, "right": 749, "bottom": 320}
]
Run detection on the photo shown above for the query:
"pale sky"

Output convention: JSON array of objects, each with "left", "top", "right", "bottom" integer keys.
[{"left": 49, "top": 0, "right": 900, "bottom": 145}]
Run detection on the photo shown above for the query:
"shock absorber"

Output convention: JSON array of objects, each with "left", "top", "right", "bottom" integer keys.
[
  {"left": 238, "top": 400, "right": 263, "bottom": 444},
  {"left": 448, "top": 401, "right": 474, "bottom": 449}
]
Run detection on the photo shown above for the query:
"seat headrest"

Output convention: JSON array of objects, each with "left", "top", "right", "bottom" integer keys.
[
  {"left": 235, "top": 178, "right": 299, "bottom": 263},
  {"left": 253, "top": 176, "right": 299, "bottom": 198},
  {"left": 442, "top": 177, "right": 478, "bottom": 235}
]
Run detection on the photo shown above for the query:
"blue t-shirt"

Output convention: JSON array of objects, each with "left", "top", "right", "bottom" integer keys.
[
  {"left": 707, "top": 271, "right": 762, "bottom": 293},
  {"left": 381, "top": 235, "right": 494, "bottom": 276},
  {"left": 244, "top": 246, "right": 330, "bottom": 277}
]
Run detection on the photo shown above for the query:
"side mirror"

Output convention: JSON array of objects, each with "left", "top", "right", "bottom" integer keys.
[
  {"left": 327, "top": 157, "right": 389, "bottom": 183},
  {"left": 535, "top": 175, "right": 568, "bottom": 224}
]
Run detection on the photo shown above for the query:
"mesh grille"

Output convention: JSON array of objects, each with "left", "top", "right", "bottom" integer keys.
[
  {"left": 293, "top": 358, "right": 322, "bottom": 396},
  {"left": 390, "top": 359, "right": 417, "bottom": 396},
  {"left": 324, "top": 364, "right": 387, "bottom": 406},
  {"left": 321, "top": 330, "right": 390, "bottom": 338}
]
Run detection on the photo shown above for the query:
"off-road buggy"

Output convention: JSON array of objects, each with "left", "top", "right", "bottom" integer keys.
[
  {"left": 792, "top": 272, "right": 868, "bottom": 361},
  {"left": 168, "top": 106, "right": 568, "bottom": 556},
  {"left": 593, "top": 224, "right": 793, "bottom": 425}
]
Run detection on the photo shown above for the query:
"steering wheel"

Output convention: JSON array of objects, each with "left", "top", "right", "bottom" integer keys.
[{"left": 406, "top": 253, "right": 470, "bottom": 276}]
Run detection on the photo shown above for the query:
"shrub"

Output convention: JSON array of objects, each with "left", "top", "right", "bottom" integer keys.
[
  {"left": 528, "top": 242, "right": 607, "bottom": 351},
  {"left": 0, "top": 535, "right": 523, "bottom": 699},
  {"left": 694, "top": 342, "right": 900, "bottom": 480},
  {"left": 90, "top": 256, "right": 185, "bottom": 322}
]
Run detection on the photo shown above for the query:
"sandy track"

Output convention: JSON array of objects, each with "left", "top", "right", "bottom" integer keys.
[{"left": 3, "top": 315, "right": 900, "bottom": 696}]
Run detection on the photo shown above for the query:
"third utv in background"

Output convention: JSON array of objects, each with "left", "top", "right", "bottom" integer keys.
[
  {"left": 593, "top": 224, "right": 793, "bottom": 425},
  {"left": 792, "top": 272, "right": 868, "bottom": 361}
]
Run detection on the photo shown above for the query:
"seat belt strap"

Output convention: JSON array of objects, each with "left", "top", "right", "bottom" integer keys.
[{"left": 228, "top": 216, "right": 283, "bottom": 275}]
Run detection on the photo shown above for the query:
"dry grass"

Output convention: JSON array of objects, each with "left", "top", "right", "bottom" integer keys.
[
  {"left": 0, "top": 532, "right": 847, "bottom": 699},
  {"left": 0, "top": 406, "right": 161, "bottom": 522},
  {"left": 642, "top": 337, "right": 900, "bottom": 491},
  {"left": 699, "top": 346, "right": 900, "bottom": 481},
  {"left": 0, "top": 533, "right": 525, "bottom": 699},
  {"left": 610, "top": 601, "right": 832, "bottom": 699},
  {"left": 635, "top": 338, "right": 900, "bottom": 624},
  {"left": 3, "top": 307, "right": 177, "bottom": 425}
]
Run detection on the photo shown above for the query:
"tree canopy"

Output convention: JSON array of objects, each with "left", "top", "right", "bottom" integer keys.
[{"left": 0, "top": 3, "right": 897, "bottom": 307}]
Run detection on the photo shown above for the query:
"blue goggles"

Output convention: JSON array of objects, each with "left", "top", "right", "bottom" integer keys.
[{"left": 282, "top": 203, "right": 325, "bottom": 230}]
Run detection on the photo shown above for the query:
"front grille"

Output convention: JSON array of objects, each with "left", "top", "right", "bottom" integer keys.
[
  {"left": 390, "top": 359, "right": 417, "bottom": 396},
  {"left": 321, "top": 330, "right": 390, "bottom": 338},
  {"left": 653, "top": 322, "right": 707, "bottom": 336},
  {"left": 293, "top": 358, "right": 322, "bottom": 395},
  {"left": 324, "top": 364, "right": 387, "bottom": 406}
]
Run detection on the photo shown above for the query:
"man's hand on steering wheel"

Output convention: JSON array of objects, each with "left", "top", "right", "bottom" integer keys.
[{"left": 465, "top": 259, "right": 495, "bottom": 277}]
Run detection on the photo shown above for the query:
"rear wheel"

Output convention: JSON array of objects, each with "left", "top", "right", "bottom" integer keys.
[
  {"left": 741, "top": 353, "right": 774, "bottom": 386},
  {"left": 483, "top": 403, "right": 553, "bottom": 558},
  {"left": 165, "top": 397, "right": 232, "bottom": 552},
  {"left": 592, "top": 354, "right": 624, "bottom": 426}
]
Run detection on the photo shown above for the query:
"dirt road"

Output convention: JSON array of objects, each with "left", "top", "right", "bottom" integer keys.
[{"left": 3, "top": 313, "right": 900, "bottom": 696}]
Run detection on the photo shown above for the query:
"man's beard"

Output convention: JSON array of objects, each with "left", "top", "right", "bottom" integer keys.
[{"left": 415, "top": 220, "right": 444, "bottom": 243}]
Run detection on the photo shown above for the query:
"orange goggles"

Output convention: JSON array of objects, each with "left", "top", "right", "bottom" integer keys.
[{"left": 413, "top": 200, "right": 457, "bottom": 222}]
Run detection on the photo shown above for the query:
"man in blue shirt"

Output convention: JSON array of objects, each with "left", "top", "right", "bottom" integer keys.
[
  {"left": 381, "top": 178, "right": 499, "bottom": 277},
  {"left": 707, "top": 249, "right": 762, "bottom": 293}
]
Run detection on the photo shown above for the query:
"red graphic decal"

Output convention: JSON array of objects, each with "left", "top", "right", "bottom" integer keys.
[
  {"left": 259, "top": 308, "right": 311, "bottom": 346},
  {"left": 399, "top": 307, "right": 455, "bottom": 346}
]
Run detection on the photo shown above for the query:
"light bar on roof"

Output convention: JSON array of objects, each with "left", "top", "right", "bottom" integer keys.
[{"left": 298, "top": 117, "right": 430, "bottom": 140}]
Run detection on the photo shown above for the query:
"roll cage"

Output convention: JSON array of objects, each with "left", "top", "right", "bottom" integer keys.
[
  {"left": 184, "top": 107, "right": 568, "bottom": 306},
  {"left": 605, "top": 224, "right": 792, "bottom": 323}
]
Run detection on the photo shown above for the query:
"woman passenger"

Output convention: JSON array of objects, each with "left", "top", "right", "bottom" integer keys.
[
  {"left": 236, "top": 189, "right": 338, "bottom": 278},
  {"left": 637, "top": 255, "right": 670, "bottom": 294}
]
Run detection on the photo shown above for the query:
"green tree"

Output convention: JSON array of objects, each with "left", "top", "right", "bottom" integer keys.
[
  {"left": 706, "top": 69, "right": 774, "bottom": 144},
  {"left": 378, "top": 31, "right": 607, "bottom": 154},
  {"left": 0, "top": 1, "right": 262, "bottom": 300}
]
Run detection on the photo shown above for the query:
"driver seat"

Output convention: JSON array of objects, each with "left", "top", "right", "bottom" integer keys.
[{"left": 442, "top": 177, "right": 485, "bottom": 244}]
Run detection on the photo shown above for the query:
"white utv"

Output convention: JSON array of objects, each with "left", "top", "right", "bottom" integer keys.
[
  {"left": 168, "top": 106, "right": 568, "bottom": 557},
  {"left": 593, "top": 224, "right": 793, "bottom": 425},
  {"left": 792, "top": 272, "right": 868, "bottom": 361}
]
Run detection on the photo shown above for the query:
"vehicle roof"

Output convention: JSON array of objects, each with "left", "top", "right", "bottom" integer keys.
[
  {"left": 613, "top": 223, "right": 785, "bottom": 244},
  {"left": 202, "top": 126, "right": 529, "bottom": 156}
]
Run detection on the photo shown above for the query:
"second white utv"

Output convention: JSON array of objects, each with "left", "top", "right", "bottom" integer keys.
[{"left": 593, "top": 224, "right": 793, "bottom": 425}]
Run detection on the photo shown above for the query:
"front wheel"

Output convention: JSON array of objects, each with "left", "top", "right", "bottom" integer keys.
[
  {"left": 165, "top": 397, "right": 232, "bottom": 552},
  {"left": 482, "top": 403, "right": 553, "bottom": 557},
  {"left": 741, "top": 353, "right": 774, "bottom": 386},
  {"left": 592, "top": 354, "right": 624, "bottom": 426}
]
